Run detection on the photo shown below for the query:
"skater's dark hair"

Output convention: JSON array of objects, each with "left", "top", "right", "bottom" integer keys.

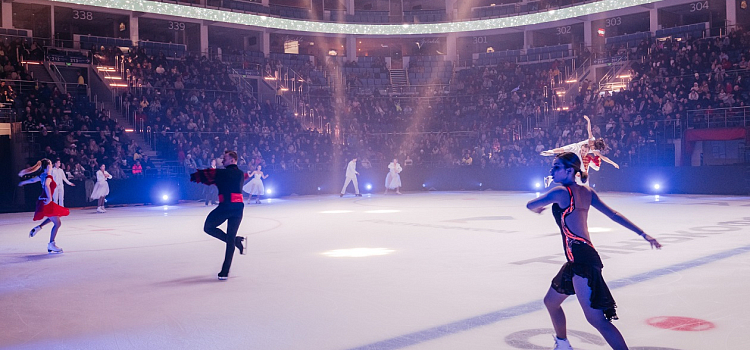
[
  {"left": 19, "top": 159, "right": 51, "bottom": 177},
  {"left": 556, "top": 152, "right": 588, "bottom": 184},
  {"left": 224, "top": 150, "right": 238, "bottom": 161},
  {"left": 593, "top": 138, "right": 607, "bottom": 151}
]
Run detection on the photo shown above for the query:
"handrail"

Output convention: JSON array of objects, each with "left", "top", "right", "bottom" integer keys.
[
  {"left": 686, "top": 106, "right": 750, "bottom": 129},
  {"left": 47, "top": 62, "right": 68, "bottom": 92}
]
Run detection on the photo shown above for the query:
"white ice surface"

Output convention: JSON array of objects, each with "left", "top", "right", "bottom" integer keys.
[{"left": 1, "top": 191, "right": 749, "bottom": 350}]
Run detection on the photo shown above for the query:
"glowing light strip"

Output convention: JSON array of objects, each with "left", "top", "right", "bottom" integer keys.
[{"left": 49, "top": 0, "right": 660, "bottom": 35}]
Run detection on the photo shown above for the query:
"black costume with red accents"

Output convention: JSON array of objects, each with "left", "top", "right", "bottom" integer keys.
[
  {"left": 550, "top": 186, "right": 618, "bottom": 321},
  {"left": 191, "top": 164, "right": 249, "bottom": 277}
]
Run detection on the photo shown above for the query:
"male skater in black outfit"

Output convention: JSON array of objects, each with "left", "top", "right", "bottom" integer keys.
[{"left": 191, "top": 150, "right": 247, "bottom": 280}]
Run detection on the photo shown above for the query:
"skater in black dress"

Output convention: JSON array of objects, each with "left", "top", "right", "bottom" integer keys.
[
  {"left": 526, "top": 152, "right": 661, "bottom": 350},
  {"left": 191, "top": 150, "right": 247, "bottom": 280}
]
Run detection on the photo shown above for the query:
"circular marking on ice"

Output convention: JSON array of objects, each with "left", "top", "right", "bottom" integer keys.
[{"left": 646, "top": 316, "right": 715, "bottom": 331}]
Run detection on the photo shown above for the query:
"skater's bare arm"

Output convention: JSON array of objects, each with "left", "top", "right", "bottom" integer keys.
[
  {"left": 594, "top": 151, "right": 620, "bottom": 169},
  {"left": 584, "top": 115, "right": 594, "bottom": 141},
  {"left": 526, "top": 187, "right": 566, "bottom": 214},
  {"left": 591, "top": 191, "right": 661, "bottom": 248}
]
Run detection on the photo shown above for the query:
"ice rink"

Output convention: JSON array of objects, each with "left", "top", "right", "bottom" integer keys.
[{"left": 2, "top": 191, "right": 749, "bottom": 350}]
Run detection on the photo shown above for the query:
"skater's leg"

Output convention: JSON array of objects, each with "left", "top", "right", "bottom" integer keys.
[
  {"left": 352, "top": 177, "right": 360, "bottom": 194},
  {"left": 543, "top": 287, "right": 569, "bottom": 341},
  {"left": 48, "top": 217, "right": 61, "bottom": 243},
  {"left": 341, "top": 178, "right": 352, "bottom": 194},
  {"left": 38, "top": 218, "right": 52, "bottom": 228},
  {"left": 203, "top": 208, "right": 229, "bottom": 243},
  {"left": 219, "top": 212, "right": 243, "bottom": 276},
  {"left": 572, "top": 275, "right": 627, "bottom": 350}
]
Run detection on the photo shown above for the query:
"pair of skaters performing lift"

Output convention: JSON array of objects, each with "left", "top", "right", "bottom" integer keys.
[{"left": 18, "top": 116, "right": 660, "bottom": 350}]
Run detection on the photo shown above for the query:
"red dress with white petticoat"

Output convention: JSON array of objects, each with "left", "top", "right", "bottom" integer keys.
[{"left": 33, "top": 175, "right": 70, "bottom": 221}]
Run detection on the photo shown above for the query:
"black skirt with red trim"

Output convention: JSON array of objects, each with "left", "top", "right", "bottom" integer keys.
[{"left": 551, "top": 240, "right": 618, "bottom": 321}]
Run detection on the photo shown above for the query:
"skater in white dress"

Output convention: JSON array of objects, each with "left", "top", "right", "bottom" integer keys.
[
  {"left": 91, "top": 164, "right": 112, "bottom": 213},
  {"left": 243, "top": 165, "right": 268, "bottom": 204},
  {"left": 384, "top": 159, "right": 402, "bottom": 194}
]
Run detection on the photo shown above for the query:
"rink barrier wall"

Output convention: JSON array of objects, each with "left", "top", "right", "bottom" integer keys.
[{"left": 15, "top": 165, "right": 747, "bottom": 211}]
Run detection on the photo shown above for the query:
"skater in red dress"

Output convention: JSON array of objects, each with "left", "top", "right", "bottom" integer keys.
[{"left": 18, "top": 159, "right": 70, "bottom": 253}]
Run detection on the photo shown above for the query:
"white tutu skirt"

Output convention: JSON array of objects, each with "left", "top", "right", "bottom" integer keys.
[
  {"left": 385, "top": 172, "right": 401, "bottom": 189},
  {"left": 243, "top": 178, "right": 265, "bottom": 195},
  {"left": 90, "top": 181, "right": 110, "bottom": 200}
]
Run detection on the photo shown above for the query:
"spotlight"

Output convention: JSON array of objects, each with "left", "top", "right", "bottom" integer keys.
[
  {"left": 266, "top": 188, "right": 273, "bottom": 195},
  {"left": 422, "top": 183, "right": 426, "bottom": 188},
  {"left": 162, "top": 194, "right": 169, "bottom": 201},
  {"left": 535, "top": 182, "right": 541, "bottom": 188},
  {"left": 317, "top": 186, "right": 322, "bottom": 191},
  {"left": 366, "top": 184, "right": 372, "bottom": 190},
  {"left": 653, "top": 184, "right": 661, "bottom": 190},
  {"left": 479, "top": 183, "right": 483, "bottom": 187}
]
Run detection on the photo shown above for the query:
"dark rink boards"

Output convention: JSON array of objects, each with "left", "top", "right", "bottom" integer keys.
[{"left": 0, "top": 192, "right": 748, "bottom": 349}]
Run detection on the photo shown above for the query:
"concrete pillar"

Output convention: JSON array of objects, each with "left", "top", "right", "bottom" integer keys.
[
  {"left": 261, "top": 0, "right": 269, "bottom": 6},
  {"left": 445, "top": 0, "right": 456, "bottom": 20},
  {"left": 200, "top": 23, "right": 208, "bottom": 56},
  {"left": 446, "top": 33, "right": 457, "bottom": 63},
  {"left": 50, "top": 5, "right": 55, "bottom": 43},
  {"left": 583, "top": 20, "right": 592, "bottom": 49},
  {"left": 130, "top": 15, "right": 139, "bottom": 44},
  {"left": 262, "top": 30, "right": 270, "bottom": 56},
  {"left": 1, "top": 2, "right": 13, "bottom": 29},
  {"left": 726, "top": 0, "right": 737, "bottom": 27},
  {"left": 524, "top": 30, "right": 534, "bottom": 49},
  {"left": 346, "top": 0, "right": 354, "bottom": 15},
  {"left": 649, "top": 8, "right": 659, "bottom": 32},
  {"left": 346, "top": 35, "right": 356, "bottom": 62}
]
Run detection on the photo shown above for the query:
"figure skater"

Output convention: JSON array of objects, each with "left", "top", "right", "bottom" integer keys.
[
  {"left": 51, "top": 159, "right": 75, "bottom": 206},
  {"left": 191, "top": 150, "right": 247, "bottom": 280},
  {"left": 384, "top": 158, "right": 402, "bottom": 194},
  {"left": 18, "top": 159, "right": 70, "bottom": 253},
  {"left": 541, "top": 116, "right": 616, "bottom": 187},
  {"left": 91, "top": 164, "right": 112, "bottom": 213},
  {"left": 526, "top": 152, "right": 661, "bottom": 350},
  {"left": 243, "top": 165, "right": 269, "bottom": 204},
  {"left": 340, "top": 157, "right": 362, "bottom": 197}
]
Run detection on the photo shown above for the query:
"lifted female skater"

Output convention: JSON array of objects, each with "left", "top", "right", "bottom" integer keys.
[
  {"left": 18, "top": 159, "right": 69, "bottom": 253},
  {"left": 541, "top": 116, "right": 618, "bottom": 186},
  {"left": 526, "top": 152, "right": 661, "bottom": 350}
]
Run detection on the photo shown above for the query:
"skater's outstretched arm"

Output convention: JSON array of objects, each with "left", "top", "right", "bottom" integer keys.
[
  {"left": 584, "top": 115, "right": 594, "bottom": 141},
  {"left": 590, "top": 190, "right": 661, "bottom": 248},
  {"left": 18, "top": 177, "right": 41, "bottom": 187},
  {"left": 593, "top": 152, "right": 619, "bottom": 169}
]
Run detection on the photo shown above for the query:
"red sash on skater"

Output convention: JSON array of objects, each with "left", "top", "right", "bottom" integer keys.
[{"left": 218, "top": 193, "right": 243, "bottom": 203}]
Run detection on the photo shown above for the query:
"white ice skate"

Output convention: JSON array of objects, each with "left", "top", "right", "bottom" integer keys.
[
  {"left": 47, "top": 241, "right": 63, "bottom": 254},
  {"left": 96, "top": 206, "right": 105, "bottom": 213},
  {"left": 552, "top": 336, "right": 573, "bottom": 350},
  {"left": 29, "top": 225, "right": 42, "bottom": 238}
]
